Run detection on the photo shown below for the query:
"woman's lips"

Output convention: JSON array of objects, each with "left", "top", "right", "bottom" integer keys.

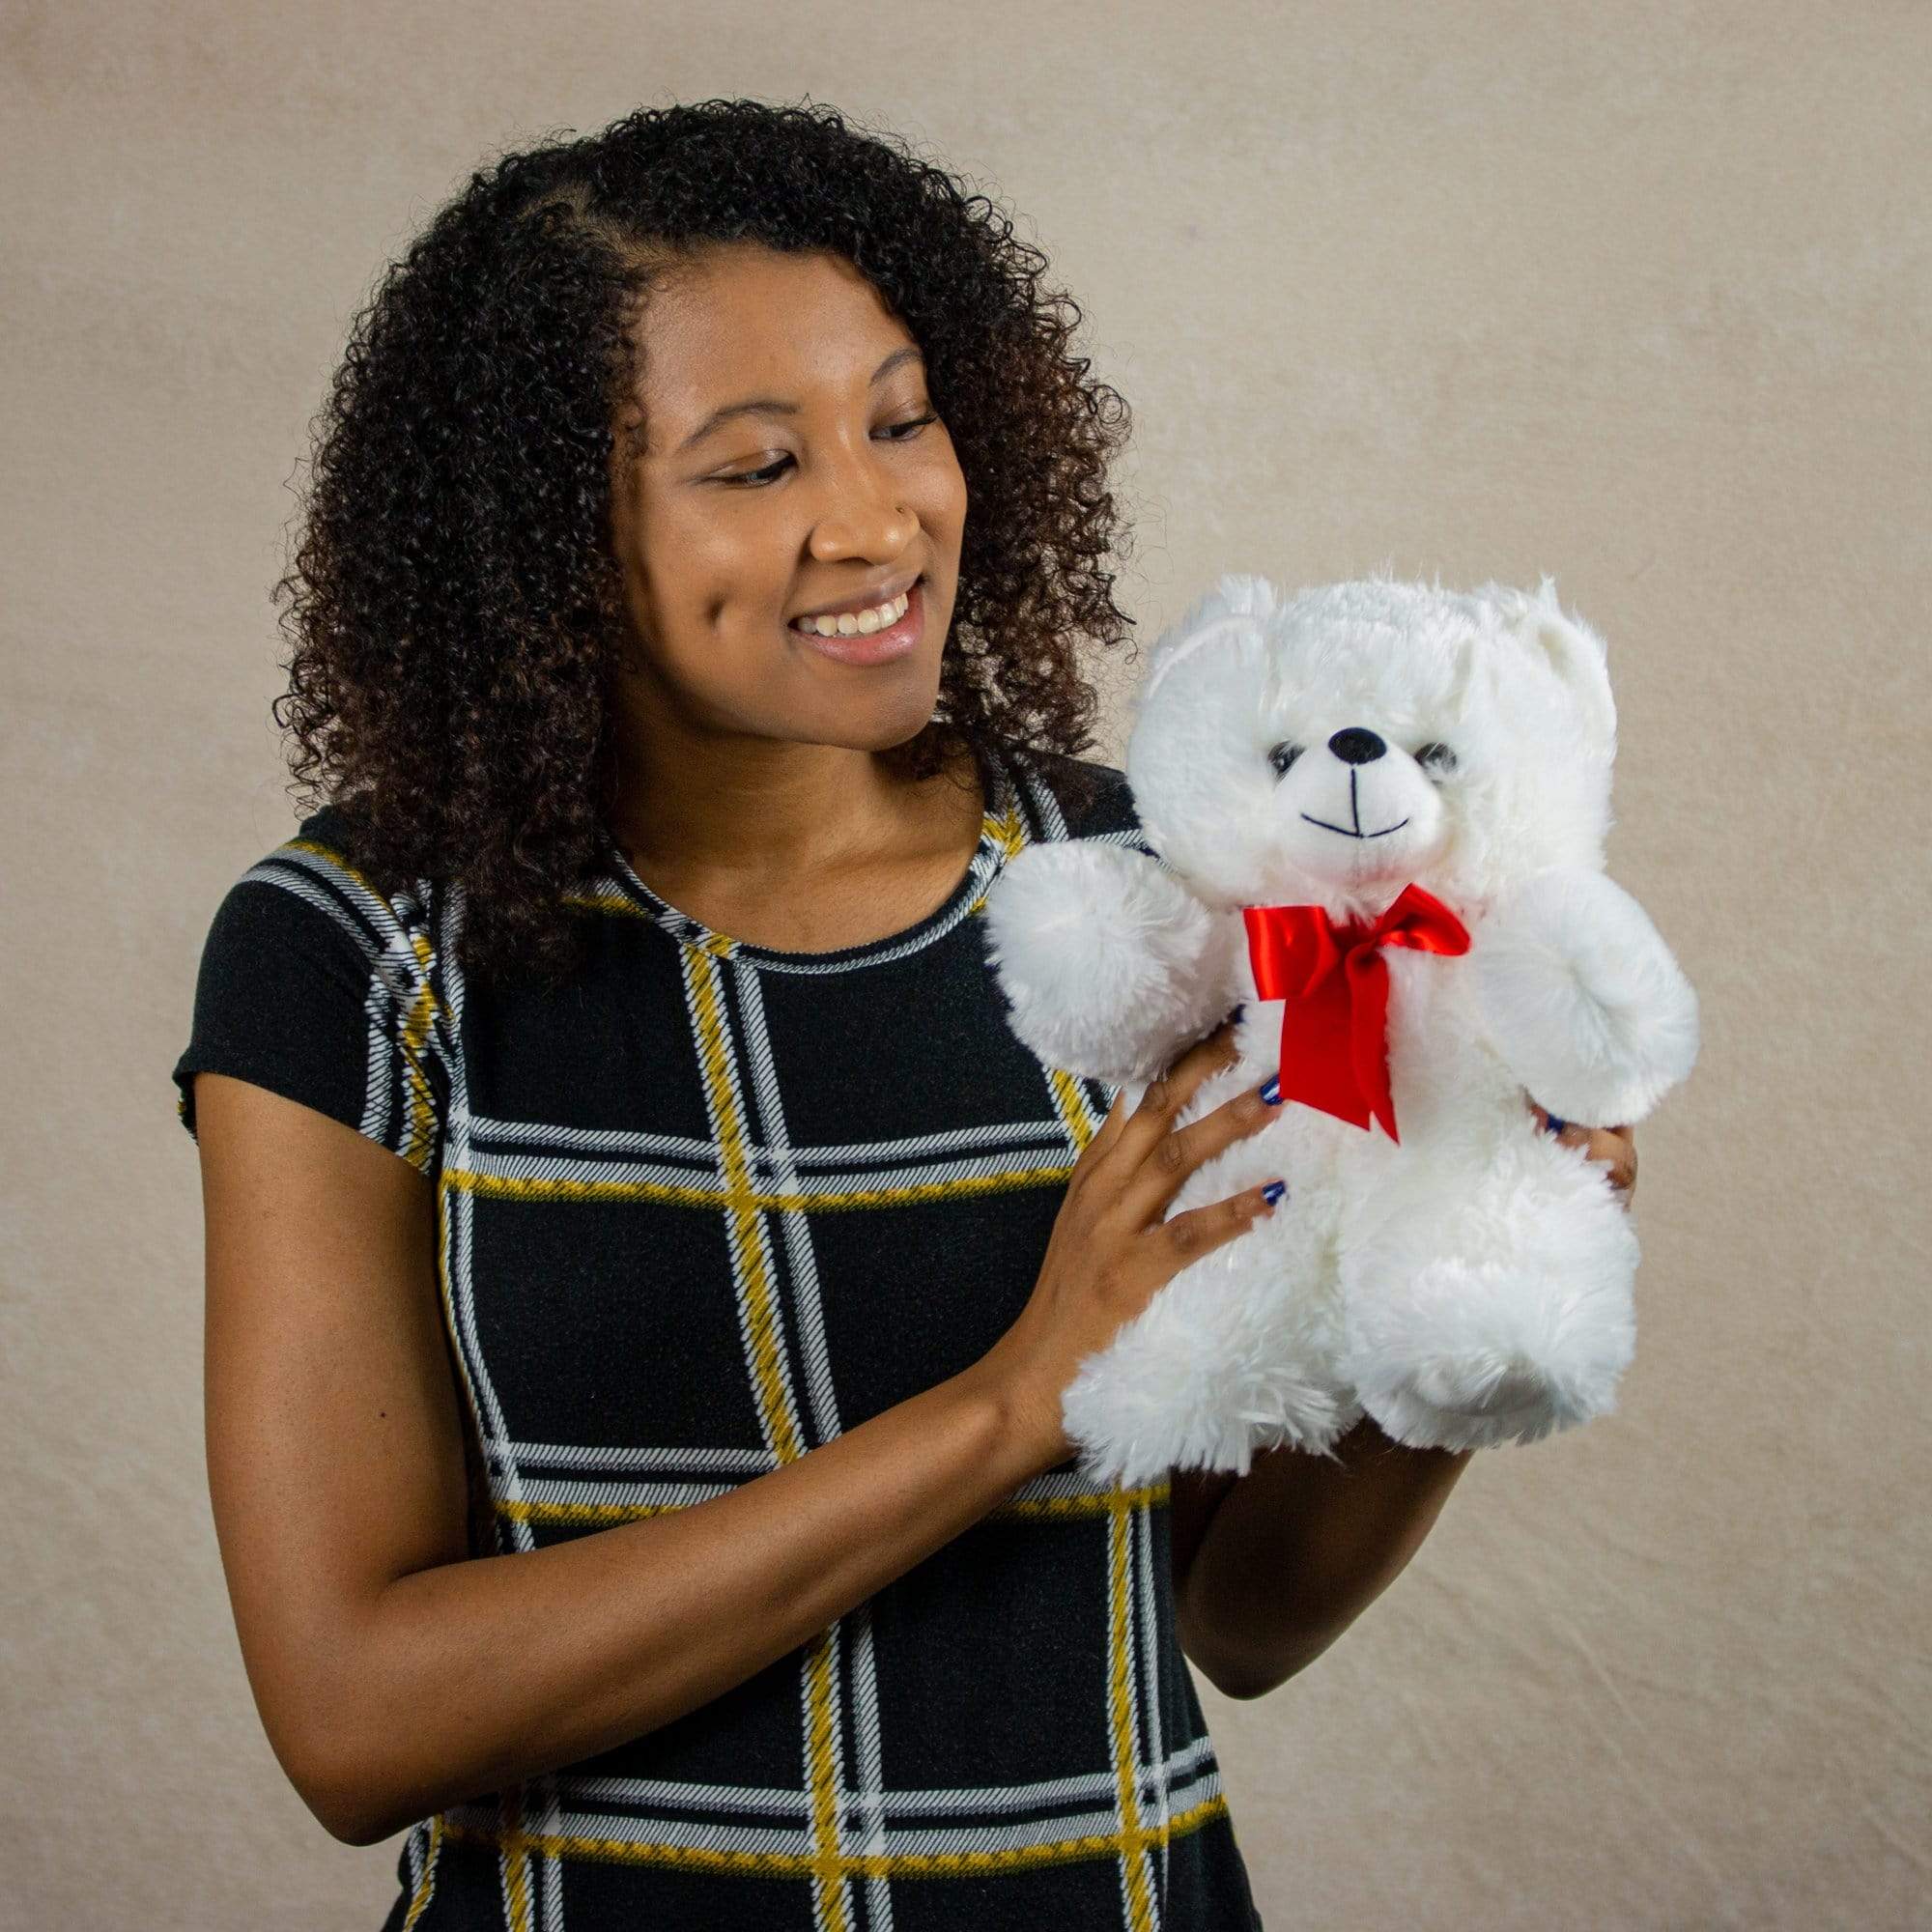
[{"left": 788, "top": 579, "right": 924, "bottom": 665}]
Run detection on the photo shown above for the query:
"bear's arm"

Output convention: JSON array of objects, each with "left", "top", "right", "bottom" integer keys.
[
  {"left": 980, "top": 840, "right": 1243, "bottom": 1085},
  {"left": 1467, "top": 866, "right": 1701, "bottom": 1125}
]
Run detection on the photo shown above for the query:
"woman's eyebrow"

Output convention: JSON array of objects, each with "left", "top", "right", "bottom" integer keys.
[{"left": 674, "top": 345, "right": 924, "bottom": 453}]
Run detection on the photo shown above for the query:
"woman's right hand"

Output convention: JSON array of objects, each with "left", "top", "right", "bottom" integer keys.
[{"left": 977, "top": 1013, "right": 1285, "bottom": 1472}]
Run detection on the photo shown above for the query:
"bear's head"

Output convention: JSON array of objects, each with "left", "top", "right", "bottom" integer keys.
[{"left": 1124, "top": 571, "right": 1619, "bottom": 920}]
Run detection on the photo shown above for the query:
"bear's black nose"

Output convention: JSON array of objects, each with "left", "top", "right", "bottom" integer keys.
[{"left": 1328, "top": 727, "right": 1386, "bottom": 764}]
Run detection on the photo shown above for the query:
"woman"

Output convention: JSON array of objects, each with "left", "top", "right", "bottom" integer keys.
[{"left": 174, "top": 98, "right": 1634, "bottom": 1930}]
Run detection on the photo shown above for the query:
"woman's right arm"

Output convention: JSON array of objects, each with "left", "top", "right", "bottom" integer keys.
[{"left": 193, "top": 1016, "right": 1278, "bottom": 1848}]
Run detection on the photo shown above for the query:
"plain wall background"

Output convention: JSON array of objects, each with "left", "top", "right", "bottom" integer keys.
[{"left": 5, "top": 2, "right": 1927, "bottom": 1925}]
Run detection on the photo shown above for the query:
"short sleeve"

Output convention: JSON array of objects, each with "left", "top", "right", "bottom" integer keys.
[
  {"left": 1028, "top": 748, "right": 1166, "bottom": 867},
  {"left": 171, "top": 821, "right": 449, "bottom": 1177}
]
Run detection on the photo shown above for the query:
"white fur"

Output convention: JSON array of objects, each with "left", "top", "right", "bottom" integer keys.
[
  {"left": 980, "top": 841, "right": 1241, "bottom": 1086},
  {"left": 1469, "top": 867, "right": 1701, "bottom": 1123},
  {"left": 981, "top": 571, "right": 1700, "bottom": 1482}
]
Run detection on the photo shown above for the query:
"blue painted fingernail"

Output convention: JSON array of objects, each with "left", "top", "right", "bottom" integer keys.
[
  {"left": 1259, "top": 1074, "right": 1282, "bottom": 1105},
  {"left": 1262, "top": 1179, "right": 1287, "bottom": 1205},
  {"left": 1546, "top": 1114, "right": 1568, "bottom": 1135}
]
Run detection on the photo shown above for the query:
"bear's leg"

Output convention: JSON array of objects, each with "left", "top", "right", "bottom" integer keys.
[
  {"left": 1337, "top": 1124, "right": 1640, "bottom": 1452},
  {"left": 1061, "top": 1208, "right": 1350, "bottom": 1488}
]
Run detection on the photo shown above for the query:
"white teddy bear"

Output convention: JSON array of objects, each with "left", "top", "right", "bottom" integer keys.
[{"left": 982, "top": 572, "right": 1700, "bottom": 1483}]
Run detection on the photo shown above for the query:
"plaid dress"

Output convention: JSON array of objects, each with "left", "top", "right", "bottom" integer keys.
[{"left": 172, "top": 730, "right": 1265, "bottom": 1931}]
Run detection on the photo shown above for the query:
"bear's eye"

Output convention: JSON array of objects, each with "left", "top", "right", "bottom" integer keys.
[
  {"left": 1413, "top": 741, "right": 1458, "bottom": 778},
  {"left": 1267, "top": 741, "right": 1302, "bottom": 779}
]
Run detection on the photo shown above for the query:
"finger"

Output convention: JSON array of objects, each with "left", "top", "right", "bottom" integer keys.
[
  {"left": 1087, "top": 1082, "right": 1131, "bottom": 1160},
  {"left": 1163, "top": 1174, "right": 1288, "bottom": 1264},
  {"left": 1116, "top": 1014, "right": 1245, "bottom": 1159},
  {"left": 1120, "top": 1054, "right": 1279, "bottom": 1229},
  {"left": 1084, "top": 1014, "right": 1236, "bottom": 1167},
  {"left": 1531, "top": 1100, "right": 1590, "bottom": 1148},
  {"left": 1525, "top": 1099, "right": 1639, "bottom": 1197},
  {"left": 1123, "top": 1077, "right": 1282, "bottom": 1229},
  {"left": 1590, "top": 1124, "right": 1637, "bottom": 1198},
  {"left": 1546, "top": 1111, "right": 1637, "bottom": 1199}
]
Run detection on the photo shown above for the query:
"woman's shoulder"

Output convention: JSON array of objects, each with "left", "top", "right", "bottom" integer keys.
[
  {"left": 984, "top": 732, "right": 1148, "bottom": 849},
  {"left": 283, "top": 798, "right": 428, "bottom": 899},
  {"left": 171, "top": 799, "right": 450, "bottom": 1173},
  {"left": 203, "top": 801, "right": 440, "bottom": 983}
]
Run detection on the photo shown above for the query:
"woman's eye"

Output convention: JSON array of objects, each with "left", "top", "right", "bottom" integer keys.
[
  {"left": 1414, "top": 741, "right": 1458, "bottom": 777},
  {"left": 725, "top": 458, "right": 790, "bottom": 487},
  {"left": 1267, "top": 741, "right": 1302, "bottom": 779},
  {"left": 720, "top": 413, "right": 939, "bottom": 489}
]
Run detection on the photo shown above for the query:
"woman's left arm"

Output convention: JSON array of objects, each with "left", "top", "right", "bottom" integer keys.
[{"left": 1170, "top": 1105, "right": 1636, "bottom": 1699}]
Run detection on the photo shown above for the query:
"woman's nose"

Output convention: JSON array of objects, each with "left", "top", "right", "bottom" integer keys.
[
  {"left": 812, "top": 504, "right": 915, "bottom": 556},
  {"left": 807, "top": 448, "right": 918, "bottom": 555}
]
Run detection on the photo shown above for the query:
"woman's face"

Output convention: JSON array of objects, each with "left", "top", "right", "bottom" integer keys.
[{"left": 608, "top": 243, "right": 968, "bottom": 757}]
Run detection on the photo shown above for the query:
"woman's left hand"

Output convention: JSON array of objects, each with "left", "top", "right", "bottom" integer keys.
[{"left": 1523, "top": 1096, "right": 1637, "bottom": 1206}]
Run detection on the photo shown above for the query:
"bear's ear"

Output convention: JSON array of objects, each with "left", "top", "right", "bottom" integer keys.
[
  {"left": 1498, "top": 576, "right": 1617, "bottom": 753},
  {"left": 1201, "top": 572, "right": 1282, "bottom": 623},
  {"left": 1142, "top": 572, "right": 1281, "bottom": 701}
]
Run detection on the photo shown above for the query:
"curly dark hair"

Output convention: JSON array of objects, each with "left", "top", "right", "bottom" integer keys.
[{"left": 272, "top": 96, "right": 1140, "bottom": 989}]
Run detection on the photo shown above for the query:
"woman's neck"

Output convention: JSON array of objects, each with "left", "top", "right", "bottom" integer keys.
[{"left": 608, "top": 731, "right": 980, "bottom": 891}]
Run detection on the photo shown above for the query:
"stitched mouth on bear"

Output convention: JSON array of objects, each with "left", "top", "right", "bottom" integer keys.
[
  {"left": 1301, "top": 810, "right": 1410, "bottom": 839},
  {"left": 1300, "top": 761, "right": 1410, "bottom": 840}
]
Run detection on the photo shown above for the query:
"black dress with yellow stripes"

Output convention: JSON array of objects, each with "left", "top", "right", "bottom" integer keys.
[{"left": 172, "top": 729, "right": 1265, "bottom": 1932}]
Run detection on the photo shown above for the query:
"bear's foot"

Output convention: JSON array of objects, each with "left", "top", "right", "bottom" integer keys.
[
  {"left": 1343, "top": 1249, "right": 1634, "bottom": 1453},
  {"left": 1409, "top": 1350, "right": 1548, "bottom": 1418},
  {"left": 1065, "top": 1356, "right": 1349, "bottom": 1488}
]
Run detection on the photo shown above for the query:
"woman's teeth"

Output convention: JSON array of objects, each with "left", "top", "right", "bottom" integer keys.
[{"left": 789, "top": 587, "right": 911, "bottom": 637}]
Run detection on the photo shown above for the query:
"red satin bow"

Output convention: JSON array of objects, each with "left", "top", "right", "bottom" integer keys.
[{"left": 1242, "top": 882, "right": 1471, "bottom": 1143}]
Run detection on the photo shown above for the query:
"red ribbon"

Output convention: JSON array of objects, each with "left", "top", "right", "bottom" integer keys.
[{"left": 1242, "top": 882, "right": 1471, "bottom": 1144}]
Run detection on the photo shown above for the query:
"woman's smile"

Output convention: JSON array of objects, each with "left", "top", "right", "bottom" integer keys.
[{"left": 787, "top": 577, "right": 925, "bottom": 665}]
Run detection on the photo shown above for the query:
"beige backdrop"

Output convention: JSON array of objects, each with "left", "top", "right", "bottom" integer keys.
[{"left": 5, "top": 2, "right": 1927, "bottom": 1926}]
